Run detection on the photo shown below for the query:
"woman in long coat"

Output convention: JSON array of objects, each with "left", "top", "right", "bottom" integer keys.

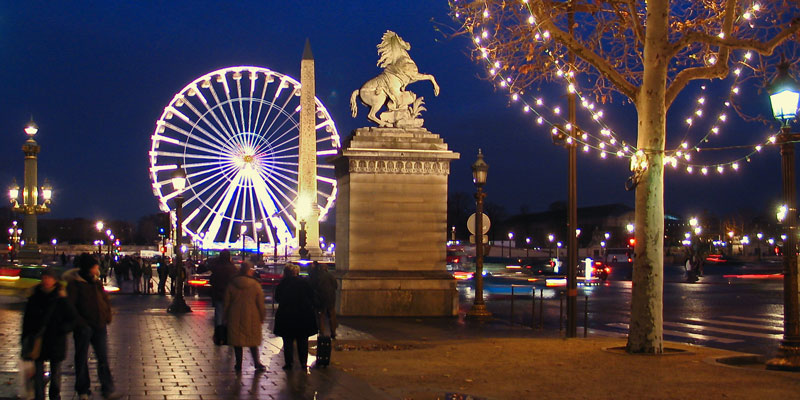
[
  {"left": 21, "top": 267, "right": 76, "bottom": 400},
  {"left": 273, "top": 264, "right": 317, "bottom": 370},
  {"left": 224, "top": 262, "right": 266, "bottom": 372}
]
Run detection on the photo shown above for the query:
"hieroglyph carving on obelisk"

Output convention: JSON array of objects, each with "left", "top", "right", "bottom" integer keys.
[{"left": 297, "top": 39, "right": 322, "bottom": 256}]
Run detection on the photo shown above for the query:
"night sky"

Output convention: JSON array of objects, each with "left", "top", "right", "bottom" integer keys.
[{"left": 0, "top": 1, "right": 791, "bottom": 223}]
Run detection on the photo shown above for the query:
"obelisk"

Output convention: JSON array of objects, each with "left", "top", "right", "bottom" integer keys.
[{"left": 297, "top": 39, "right": 321, "bottom": 257}]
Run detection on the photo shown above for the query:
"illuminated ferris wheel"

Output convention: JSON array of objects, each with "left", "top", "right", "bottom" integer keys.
[{"left": 149, "top": 66, "right": 340, "bottom": 249}]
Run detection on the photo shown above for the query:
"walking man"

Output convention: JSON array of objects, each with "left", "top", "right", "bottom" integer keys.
[
  {"left": 209, "top": 250, "right": 237, "bottom": 345},
  {"left": 65, "top": 253, "right": 121, "bottom": 400},
  {"left": 309, "top": 261, "right": 337, "bottom": 367}
]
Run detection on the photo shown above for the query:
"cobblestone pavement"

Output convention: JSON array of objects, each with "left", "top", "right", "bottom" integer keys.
[{"left": 0, "top": 290, "right": 385, "bottom": 400}]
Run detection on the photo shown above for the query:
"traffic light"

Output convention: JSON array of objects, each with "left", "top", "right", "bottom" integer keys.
[{"left": 628, "top": 238, "right": 636, "bottom": 246}]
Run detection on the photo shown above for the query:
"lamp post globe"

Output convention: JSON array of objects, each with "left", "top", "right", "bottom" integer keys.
[
  {"left": 467, "top": 149, "right": 491, "bottom": 319},
  {"left": 765, "top": 59, "right": 800, "bottom": 371}
]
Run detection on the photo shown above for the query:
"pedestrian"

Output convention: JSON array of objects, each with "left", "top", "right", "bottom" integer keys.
[
  {"left": 273, "top": 264, "right": 317, "bottom": 371},
  {"left": 309, "top": 261, "right": 337, "bottom": 367},
  {"left": 131, "top": 257, "right": 142, "bottom": 294},
  {"left": 142, "top": 259, "right": 153, "bottom": 294},
  {"left": 99, "top": 257, "right": 109, "bottom": 285},
  {"left": 60, "top": 252, "right": 67, "bottom": 266},
  {"left": 64, "top": 253, "right": 121, "bottom": 400},
  {"left": 21, "top": 267, "right": 76, "bottom": 400},
  {"left": 156, "top": 256, "right": 168, "bottom": 295},
  {"left": 224, "top": 261, "right": 266, "bottom": 372},
  {"left": 209, "top": 250, "right": 238, "bottom": 345}
]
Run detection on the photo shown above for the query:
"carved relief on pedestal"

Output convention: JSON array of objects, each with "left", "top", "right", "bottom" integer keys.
[{"left": 348, "top": 158, "right": 449, "bottom": 175}]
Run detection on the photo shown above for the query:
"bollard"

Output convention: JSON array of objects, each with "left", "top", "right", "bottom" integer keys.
[
  {"left": 510, "top": 285, "right": 515, "bottom": 327},
  {"left": 531, "top": 288, "right": 536, "bottom": 329},
  {"left": 539, "top": 289, "right": 544, "bottom": 329},
  {"left": 584, "top": 295, "right": 588, "bottom": 338},
  {"left": 559, "top": 291, "right": 564, "bottom": 333}
]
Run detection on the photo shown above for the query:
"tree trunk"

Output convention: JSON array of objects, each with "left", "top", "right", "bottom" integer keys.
[{"left": 627, "top": 0, "right": 668, "bottom": 354}]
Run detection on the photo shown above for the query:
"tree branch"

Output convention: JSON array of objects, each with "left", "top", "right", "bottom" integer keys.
[
  {"left": 666, "top": 64, "right": 729, "bottom": 107},
  {"left": 626, "top": 0, "right": 645, "bottom": 46},
  {"left": 531, "top": 0, "right": 638, "bottom": 100},
  {"left": 670, "top": 17, "right": 800, "bottom": 58}
]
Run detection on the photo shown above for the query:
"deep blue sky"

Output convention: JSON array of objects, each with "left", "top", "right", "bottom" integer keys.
[{"left": 0, "top": 1, "right": 789, "bottom": 222}]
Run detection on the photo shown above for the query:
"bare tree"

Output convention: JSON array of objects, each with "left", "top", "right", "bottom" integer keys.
[{"left": 450, "top": 0, "right": 800, "bottom": 353}]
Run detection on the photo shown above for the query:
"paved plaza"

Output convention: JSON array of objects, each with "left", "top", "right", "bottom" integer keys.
[{"left": 0, "top": 291, "right": 386, "bottom": 400}]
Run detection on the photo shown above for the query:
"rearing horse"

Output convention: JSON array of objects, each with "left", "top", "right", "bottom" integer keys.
[{"left": 350, "top": 31, "right": 440, "bottom": 127}]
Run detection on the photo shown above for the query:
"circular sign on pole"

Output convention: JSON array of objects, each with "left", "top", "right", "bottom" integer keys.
[{"left": 467, "top": 212, "right": 491, "bottom": 235}]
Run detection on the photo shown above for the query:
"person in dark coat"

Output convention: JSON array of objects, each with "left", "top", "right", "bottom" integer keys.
[
  {"left": 156, "top": 256, "right": 168, "bottom": 295},
  {"left": 309, "top": 261, "right": 338, "bottom": 367},
  {"left": 224, "top": 262, "right": 266, "bottom": 372},
  {"left": 273, "top": 264, "right": 317, "bottom": 370},
  {"left": 66, "top": 253, "right": 121, "bottom": 400},
  {"left": 209, "top": 250, "right": 238, "bottom": 345},
  {"left": 21, "top": 268, "right": 76, "bottom": 400}
]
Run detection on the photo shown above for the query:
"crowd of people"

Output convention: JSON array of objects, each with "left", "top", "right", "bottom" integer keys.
[
  {"left": 21, "top": 249, "right": 339, "bottom": 398},
  {"left": 208, "top": 250, "right": 338, "bottom": 372}
]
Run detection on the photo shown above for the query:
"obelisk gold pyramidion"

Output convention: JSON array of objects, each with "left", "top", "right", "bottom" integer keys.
[{"left": 297, "top": 39, "right": 322, "bottom": 256}]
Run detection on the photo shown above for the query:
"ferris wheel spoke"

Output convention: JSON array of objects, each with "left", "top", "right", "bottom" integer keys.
[
  {"left": 187, "top": 172, "right": 237, "bottom": 233},
  {"left": 251, "top": 172, "right": 294, "bottom": 242},
  {"left": 316, "top": 176, "right": 336, "bottom": 185},
  {"left": 263, "top": 96, "right": 299, "bottom": 144},
  {"left": 235, "top": 78, "right": 248, "bottom": 137},
  {"left": 221, "top": 78, "right": 244, "bottom": 138},
  {"left": 258, "top": 169, "right": 299, "bottom": 207},
  {"left": 162, "top": 121, "right": 236, "bottom": 157},
  {"left": 317, "top": 164, "right": 335, "bottom": 169},
  {"left": 203, "top": 170, "right": 244, "bottom": 245},
  {"left": 180, "top": 99, "right": 239, "bottom": 154},
  {"left": 252, "top": 72, "right": 271, "bottom": 135},
  {"left": 260, "top": 81, "right": 297, "bottom": 142},
  {"left": 197, "top": 91, "right": 244, "bottom": 151},
  {"left": 207, "top": 83, "right": 246, "bottom": 149},
  {"left": 265, "top": 143, "right": 300, "bottom": 158}
]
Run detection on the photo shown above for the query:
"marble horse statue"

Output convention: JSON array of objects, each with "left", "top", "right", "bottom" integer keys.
[{"left": 350, "top": 31, "right": 440, "bottom": 128}]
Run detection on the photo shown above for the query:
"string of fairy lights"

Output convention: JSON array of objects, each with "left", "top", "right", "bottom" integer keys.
[{"left": 453, "top": 1, "right": 784, "bottom": 177}]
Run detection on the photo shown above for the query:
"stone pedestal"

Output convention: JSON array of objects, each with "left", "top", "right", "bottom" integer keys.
[{"left": 333, "top": 127, "right": 459, "bottom": 316}]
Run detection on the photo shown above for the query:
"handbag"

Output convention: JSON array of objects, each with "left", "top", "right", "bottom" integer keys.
[
  {"left": 21, "top": 335, "right": 42, "bottom": 361},
  {"left": 21, "top": 302, "right": 57, "bottom": 360}
]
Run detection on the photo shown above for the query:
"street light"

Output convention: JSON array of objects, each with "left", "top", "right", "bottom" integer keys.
[
  {"left": 689, "top": 217, "right": 699, "bottom": 227},
  {"left": 240, "top": 225, "right": 248, "bottom": 257},
  {"left": 548, "top": 233, "right": 555, "bottom": 258},
  {"left": 766, "top": 59, "right": 800, "bottom": 370},
  {"left": 525, "top": 237, "right": 531, "bottom": 257},
  {"left": 51, "top": 238, "right": 57, "bottom": 260},
  {"left": 167, "top": 164, "right": 191, "bottom": 314},
  {"left": 507, "top": 232, "right": 514, "bottom": 257},
  {"left": 255, "top": 221, "right": 263, "bottom": 260},
  {"left": 9, "top": 118, "right": 52, "bottom": 263},
  {"left": 467, "top": 149, "right": 491, "bottom": 319}
]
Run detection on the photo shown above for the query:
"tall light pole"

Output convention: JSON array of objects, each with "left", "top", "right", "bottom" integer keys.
[
  {"left": 168, "top": 165, "right": 191, "bottom": 314},
  {"left": 548, "top": 234, "right": 555, "bottom": 258},
  {"left": 240, "top": 225, "right": 247, "bottom": 258},
  {"left": 255, "top": 221, "right": 263, "bottom": 261},
  {"left": 51, "top": 238, "right": 57, "bottom": 260},
  {"left": 507, "top": 232, "right": 514, "bottom": 257},
  {"left": 9, "top": 119, "right": 52, "bottom": 264},
  {"left": 525, "top": 237, "right": 531, "bottom": 258},
  {"left": 467, "top": 149, "right": 491, "bottom": 319},
  {"left": 766, "top": 60, "right": 800, "bottom": 371}
]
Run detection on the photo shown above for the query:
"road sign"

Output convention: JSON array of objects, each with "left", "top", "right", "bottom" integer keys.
[
  {"left": 467, "top": 212, "right": 490, "bottom": 235},
  {"left": 469, "top": 234, "right": 489, "bottom": 244}
]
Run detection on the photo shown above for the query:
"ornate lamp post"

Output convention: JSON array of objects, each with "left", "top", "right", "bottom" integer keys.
[
  {"left": 467, "top": 149, "right": 491, "bottom": 319},
  {"left": 168, "top": 165, "right": 191, "bottom": 314},
  {"left": 766, "top": 60, "right": 800, "bottom": 371},
  {"left": 9, "top": 119, "right": 52, "bottom": 264},
  {"left": 51, "top": 238, "right": 57, "bottom": 260}
]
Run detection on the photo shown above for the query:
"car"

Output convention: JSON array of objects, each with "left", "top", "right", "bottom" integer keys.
[
  {"left": 705, "top": 254, "right": 728, "bottom": 263},
  {"left": 186, "top": 270, "right": 212, "bottom": 296}
]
